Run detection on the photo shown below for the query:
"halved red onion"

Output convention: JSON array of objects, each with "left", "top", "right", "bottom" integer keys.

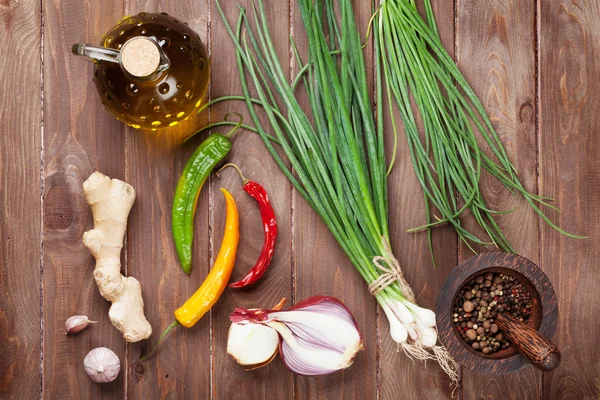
[{"left": 229, "top": 296, "right": 363, "bottom": 376}]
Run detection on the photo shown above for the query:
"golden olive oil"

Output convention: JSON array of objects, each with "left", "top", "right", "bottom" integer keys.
[{"left": 92, "top": 12, "right": 209, "bottom": 130}]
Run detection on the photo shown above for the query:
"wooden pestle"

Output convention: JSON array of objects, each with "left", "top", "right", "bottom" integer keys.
[{"left": 495, "top": 313, "right": 561, "bottom": 371}]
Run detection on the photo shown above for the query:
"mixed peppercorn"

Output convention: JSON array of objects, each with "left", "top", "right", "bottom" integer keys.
[{"left": 453, "top": 271, "right": 533, "bottom": 355}]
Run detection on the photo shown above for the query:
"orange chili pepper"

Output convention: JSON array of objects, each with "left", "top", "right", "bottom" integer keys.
[
  {"left": 175, "top": 188, "right": 239, "bottom": 327},
  {"left": 142, "top": 189, "right": 239, "bottom": 360}
]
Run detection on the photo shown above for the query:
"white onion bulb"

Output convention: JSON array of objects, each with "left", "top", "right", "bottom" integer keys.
[
  {"left": 418, "top": 325, "right": 438, "bottom": 348},
  {"left": 381, "top": 303, "right": 408, "bottom": 344},
  {"left": 402, "top": 300, "right": 437, "bottom": 327}
]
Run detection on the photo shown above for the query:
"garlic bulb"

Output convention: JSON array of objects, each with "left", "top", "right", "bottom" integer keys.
[
  {"left": 65, "top": 315, "right": 97, "bottom": 335},
  {"left": 83, "top": 347, "right": 120, "bottom": 383}
]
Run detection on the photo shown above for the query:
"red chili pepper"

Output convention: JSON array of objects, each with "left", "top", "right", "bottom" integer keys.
[{"left": 217, "top": 163, "right": 278, "bottom": 288}]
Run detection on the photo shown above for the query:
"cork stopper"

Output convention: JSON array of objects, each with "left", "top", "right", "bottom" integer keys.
[{"left": 120, "top": 37, "right": 161, "bottom": 78}]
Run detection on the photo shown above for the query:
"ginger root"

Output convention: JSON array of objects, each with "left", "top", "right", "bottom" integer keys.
[{"left": 82, "top": 172, "right": 152, "bottom": 342}]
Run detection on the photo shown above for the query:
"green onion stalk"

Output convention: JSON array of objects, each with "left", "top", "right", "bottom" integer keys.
[
  {"left": 376, "top": 0, "right": 582, "bottom": 264},
  {"left": 214, "top": 0, "right": 458, "bottom": 381}
]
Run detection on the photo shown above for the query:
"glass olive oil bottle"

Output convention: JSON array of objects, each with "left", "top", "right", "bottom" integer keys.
[{"left": 73, "top": 12, "right": 209, "bottom": 130}]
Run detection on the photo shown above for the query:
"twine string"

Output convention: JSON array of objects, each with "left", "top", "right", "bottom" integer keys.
[{"left": 368, "top": 237, "right": 416, "bottom": 302}]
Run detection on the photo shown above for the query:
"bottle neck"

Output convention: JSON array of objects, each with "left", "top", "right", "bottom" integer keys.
[
  {"left": 120, "top": 37, "right": 169, "bottom": 79},
  {"left": 72, "top": 36, "right": 170, "bottom": 80}
]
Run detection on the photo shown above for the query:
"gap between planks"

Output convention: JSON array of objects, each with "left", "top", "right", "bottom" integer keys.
[
  {"left": 207, "top": 0, "right": 214, "bottom": 397},
  {"left": 39, "top": 0, "right": 46, "bottom": 397},
  {"left": 453, "top": 1, "right": 462, "bottom": 399},
  {"left": 534, "top": 1, "right": 543, "bottom": 398},
  {"left": 122, "top": 0, "right": 129, "bottom": 396},
  {"left": 287, "top": 1, "right": 298, "bottom": 399}
]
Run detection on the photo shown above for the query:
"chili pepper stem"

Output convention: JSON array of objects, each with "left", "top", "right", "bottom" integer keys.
[
  {"left": 272, "top": 297, "right": 287, "bottom": 311},
  {"left": 217, "top": 163, "right": 250, "bottom": 185},
  {"left": 140, "top": 320, "right": 180, "bottom": 361},
  {"left": 224, "top": 112, "right": 244, "bottom": 139}
]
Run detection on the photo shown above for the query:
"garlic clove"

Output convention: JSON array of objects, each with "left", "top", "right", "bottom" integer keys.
[
  {"left": 65, "top": 315, "right": 97, "bottom": 335},
  {"left": 84, "top": 347, "right": 120, "bottom": 383},
  {"left": 227, "top": 322, "right": 279, "bottom": 369}
]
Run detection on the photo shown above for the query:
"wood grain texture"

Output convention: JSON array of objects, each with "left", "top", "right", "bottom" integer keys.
[
  {"left": 124, "top": 2, "right": 211, "bottom": 400},
  {"left": 538, "top": 0, "right": 600, "bottom": 398},
  {"left": 42, "top": 0, "right": 127, "bottom": 397},
  {"left": 456, "top": 0, "right": 542, "bottom": 398},
  {"left": 210, "top": 1, "right": 294, "bottom": 399},
  {"left": 290, "top": 1, "right": 378, "bottom": 399},
  {"left": 0, "top": 0, "right": 42, "bottom": 398},
  {"left": 3, "top": 0, "right": 600, "bottom": 398},
  {"left": 379, "top": 1, "right": 458, "bottom": 399}
]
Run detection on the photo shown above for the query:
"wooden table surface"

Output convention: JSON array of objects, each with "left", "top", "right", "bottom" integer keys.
[{"left": 2, "top": 0, "right": 599, "bottom": 398}]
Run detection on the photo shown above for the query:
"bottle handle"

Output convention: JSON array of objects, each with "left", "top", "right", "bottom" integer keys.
[
  {"left": 72, "top": 38, "right": 170, "bottom": 79},
  {"left": 72, "top": 43, "right": 120, "bottom": 64}
]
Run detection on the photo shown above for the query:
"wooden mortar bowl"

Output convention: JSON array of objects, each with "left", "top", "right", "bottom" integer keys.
[{"left": 436, "top": 252, "right": 558, "bottom": 375}]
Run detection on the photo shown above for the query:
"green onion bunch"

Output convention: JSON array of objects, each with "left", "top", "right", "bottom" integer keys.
[
  {"left": 376, "top": 0, "right": 580, "bottom": 260},
  {"left": 215, "top": 0, "right": 457, "bottom": 381}
]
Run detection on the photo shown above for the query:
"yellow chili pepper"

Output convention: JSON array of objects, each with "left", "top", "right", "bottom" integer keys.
[
  {"left": 175, "top": 188, "right": 239, "bottom": 328},
  {"left": 141, "top": 188, "right": 239, "bottom": 360}
]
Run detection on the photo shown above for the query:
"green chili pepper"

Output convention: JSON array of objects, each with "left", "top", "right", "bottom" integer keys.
[{"left": 173, "top": 133, "right": 232, "bottom": 274}]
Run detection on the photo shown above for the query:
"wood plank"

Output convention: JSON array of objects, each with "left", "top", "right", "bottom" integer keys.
[
  {"left": 456, "top": 0, "right": 541, "bottom": 398},
  {"left": 210, "top": 1, "right": 294, "bottom": 399},
  {"left": 42, "top": 0, "right": 127, "bottom": 398},
  {"left": 124, "top": 2, "right": 211, "bottom": 400},
  {"left": 379, "top": 1, "right": 458, "bottom": 399},
  {"left": 0, "top": 0, "right": 42, "bottom": 398},
  {"left": 291, "top": 1, "right": 377, "bottom": 399},
  {"left": 538, "top": 1, "right": 600, "bottom": 398}
]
